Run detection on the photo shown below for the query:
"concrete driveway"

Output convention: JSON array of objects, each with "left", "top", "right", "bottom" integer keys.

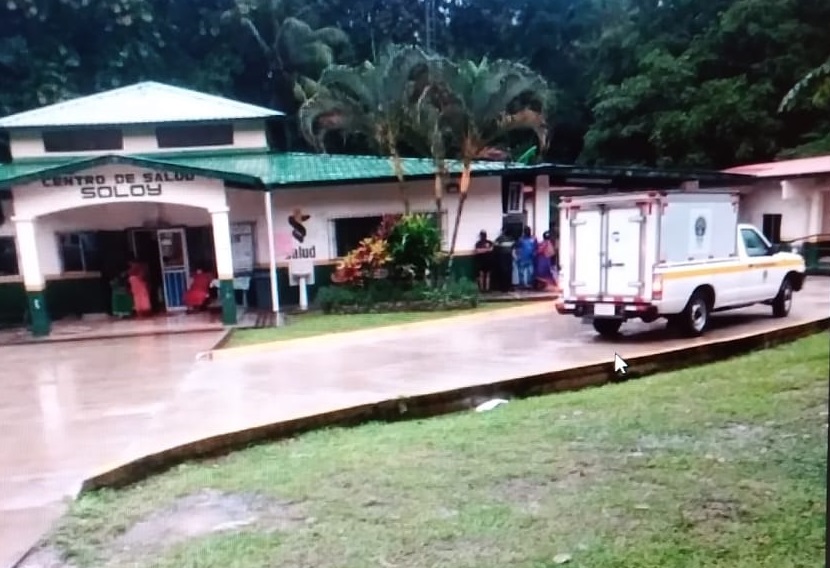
[{"left": 2, "top": 279, "right": 828, "bottom": 567}]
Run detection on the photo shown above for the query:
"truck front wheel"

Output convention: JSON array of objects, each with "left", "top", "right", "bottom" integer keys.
[
  {"left": 680, "top": 292, "right": 710, "bottom": 337},
  {"left": 593, "top": 318, "right": 623, "bottom": 337},
  {"left": 772, "top": 278, "right": 794, "bottom": 318}
]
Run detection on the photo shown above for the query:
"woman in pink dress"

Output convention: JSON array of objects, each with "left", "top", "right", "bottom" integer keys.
[{"left": 128, "top": 261, "right": 152, "bottom": 317}]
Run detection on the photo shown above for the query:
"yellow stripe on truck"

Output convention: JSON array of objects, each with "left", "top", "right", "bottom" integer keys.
[{"left": 659, "top": 259, "right": 803, "bottom": 280}]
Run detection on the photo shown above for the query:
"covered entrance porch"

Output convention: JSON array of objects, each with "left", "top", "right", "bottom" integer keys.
[{"left": 5, "top": 160, "right": 240, "bottom": 337}]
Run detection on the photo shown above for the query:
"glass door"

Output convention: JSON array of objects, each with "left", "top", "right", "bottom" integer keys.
[{"left": 157, "top": 228, "right": 190, "bottom": 311}]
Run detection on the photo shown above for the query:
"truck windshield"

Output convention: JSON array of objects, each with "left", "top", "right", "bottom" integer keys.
[{"left": 740, "top": 228, "right": 771, "bottom": 257}]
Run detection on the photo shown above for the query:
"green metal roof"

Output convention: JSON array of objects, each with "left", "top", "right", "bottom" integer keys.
[
  {"left": 0, "top": 156, "right": 93, "bottom": 186},
  {"left": 0, "top": 151, "right": 515, "bottom": 191},
  {"left": 145, "top": 151, "right": 512, "bottom": 188}
]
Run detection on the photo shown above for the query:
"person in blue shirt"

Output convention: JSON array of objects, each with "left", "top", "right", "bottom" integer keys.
[{"left": 515, "top": 226, "right": 537, "bottom": 289}]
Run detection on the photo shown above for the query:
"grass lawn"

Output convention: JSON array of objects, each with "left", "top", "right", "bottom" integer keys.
[
  {"left": 225, "top": 302, "right": 526, "bottom": 347},
  {"left": 40, "top": 335, "right": 827, "bottom": 568}
]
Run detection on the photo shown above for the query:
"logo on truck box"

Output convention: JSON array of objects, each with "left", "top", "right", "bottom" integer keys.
[{"left": 694, "top": 215, "right": 707, "bottom": 246}]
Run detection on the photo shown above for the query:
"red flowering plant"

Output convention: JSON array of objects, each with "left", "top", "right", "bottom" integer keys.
[{"left": 331, "top": 214, "right": 402, "bottom": 285}]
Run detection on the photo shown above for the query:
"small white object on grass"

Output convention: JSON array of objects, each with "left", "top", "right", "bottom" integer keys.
[
  {"left": 553, "top": 553, "right": 572, "bottom": 564},
  {"left": 475, "top": 399, "right": 509, "bottom": 412}
]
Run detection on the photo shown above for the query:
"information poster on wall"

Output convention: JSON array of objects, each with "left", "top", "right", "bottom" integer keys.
[
  {"left": 274, "top": 231, "right": 295, "bottom": 258},
  {"left": 688, "top": 209, "right": 713, "bottom": 258},
  {"left": 231, "top": 222, "right": 255, "bottom": 273}
]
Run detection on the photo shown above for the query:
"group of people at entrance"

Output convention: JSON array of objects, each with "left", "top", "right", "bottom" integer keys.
[
  {"left": 474, "top": 227, "right": 560, "bottom": 293},
  {"left": 110, "top": 260, "right": 216, "bottom": 318}
]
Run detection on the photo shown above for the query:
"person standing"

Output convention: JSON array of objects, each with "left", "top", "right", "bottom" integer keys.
[
  {"left": 535, "top": 231, "right": 556, "bottom": 291},
  {"left": 493, "top": 229, "right": 515, "bottom": 293},
  {"left": 515, "top": 226, "right": 537, "bottom": 289},
  {"left": 127, "top": 260, "right": 152, "bottom": 317},
  {"left": 473, "top": 230, "right": 494, "bottom": 292}
]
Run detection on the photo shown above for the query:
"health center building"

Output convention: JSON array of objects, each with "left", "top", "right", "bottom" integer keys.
[{"left": 0, "top": 82, "right": 522, "bottom": 336}]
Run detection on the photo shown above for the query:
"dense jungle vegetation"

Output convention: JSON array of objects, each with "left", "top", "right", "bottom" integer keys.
[{"left": 1, "top": 0, "right": 829, "bottom": 168}]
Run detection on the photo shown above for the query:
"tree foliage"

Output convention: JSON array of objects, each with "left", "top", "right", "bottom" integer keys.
[
  {"left": 1, "top": 0, "right": 829, "bottom": 166},
  {"left": 221, "top": 0, "right": 352, "bottom": 110}
]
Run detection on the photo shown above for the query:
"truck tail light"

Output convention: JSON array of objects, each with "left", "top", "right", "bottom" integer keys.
[{"left": 652, "top": 274, "right": 663, "bottom": 300}]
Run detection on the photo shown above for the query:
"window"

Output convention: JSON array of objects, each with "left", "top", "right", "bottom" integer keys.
[
  {"left": 506, "top": 182, "right": 523, "bottom": 213},
  {"left": 332, "top": 212, "right": 448, "bottom": 257},
  {"left": 333, "top": 216, "right": 383, "bottom": 257},
  {"left": 740, "top": 228, "right": 771, "bottom": 258},
  {"left": 0, "top": 236, "right": 18, "bottom": 275},
  {"left": 43, "top": 128, "right": 123, "bottom": 152},
  {"left": 156, "top": 123, "right": 234, "bottom": 149},
  {"left": 762, "top": 214, "right": 782, "bottom": 244},
  {"left": 57, "top": 231, "right": 101, "bottom": 272}
]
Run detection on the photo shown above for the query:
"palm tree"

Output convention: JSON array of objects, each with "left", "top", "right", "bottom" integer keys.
[
  {"left": 411, "top": 84, "right": 450, "bottom": 234},
  {"left": 298, "top": 45, "right": 436, "bottom": 212},
  {"left": 780, "top": 57, "right": 830, "bottom": 112},
  {"left": 222, "top": 0, "right": 352, "bottom": 113},
  {"left": 419, "top": 57, "right": 551, "bottom": 272}
]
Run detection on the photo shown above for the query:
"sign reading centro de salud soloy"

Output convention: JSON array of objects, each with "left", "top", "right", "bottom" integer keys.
[{"left": 40, "top": 171, "right": 196, "bottom": 200}]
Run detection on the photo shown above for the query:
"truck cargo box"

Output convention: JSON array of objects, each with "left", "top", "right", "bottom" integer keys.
[{"left": 559, "top": 191, "right": 739, "bottom": 301}]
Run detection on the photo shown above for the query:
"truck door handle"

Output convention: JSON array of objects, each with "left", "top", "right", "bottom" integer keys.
[{"left": 606, "top": 261, "right": 624, "bottom": 268}]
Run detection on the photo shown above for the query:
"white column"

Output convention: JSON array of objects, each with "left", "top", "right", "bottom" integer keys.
[
  {"left": 264, "top": 191, "right": 281, "bottom": 317},
  {"left": 534, "top": 175, "right": 550, "bottom": 236},
  {"left": 12, "top": 217, "right": 44, "bottom": 291},
  {"left": 210, "top": 208, "right": 233, "bottom": 280},
  {"left": 808, "top": 191, "right": 823, "bottom": 238}
]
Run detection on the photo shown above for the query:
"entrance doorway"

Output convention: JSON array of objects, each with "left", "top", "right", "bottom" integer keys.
[
  {"left": 158, "top": 228, "right": 190, "bottom": 311},
  {"left": 129, "top": 228, "right": 191, "bottom": 312}
]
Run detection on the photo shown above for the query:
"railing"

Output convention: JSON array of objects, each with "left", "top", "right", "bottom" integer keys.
[{"left": 781, "top": 234, "right": 830, "bottom": 274}]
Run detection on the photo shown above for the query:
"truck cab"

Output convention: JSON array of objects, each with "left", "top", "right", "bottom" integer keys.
[{"left": 554, "top": 191, "right": 807, "bottom": 337}]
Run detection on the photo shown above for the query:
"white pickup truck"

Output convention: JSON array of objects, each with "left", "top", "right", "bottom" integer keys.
[{"left": 555, "top": 191, "right": 807, "bottom": 337}]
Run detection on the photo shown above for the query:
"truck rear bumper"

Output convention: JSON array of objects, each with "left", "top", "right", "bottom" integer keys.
[{"left": 555, "top": 299, "right": 659, "bottom": 321}]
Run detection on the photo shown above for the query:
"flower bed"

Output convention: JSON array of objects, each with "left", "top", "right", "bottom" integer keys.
[{"left": 318, "top": 213, "right": 479, "bottom": 314}]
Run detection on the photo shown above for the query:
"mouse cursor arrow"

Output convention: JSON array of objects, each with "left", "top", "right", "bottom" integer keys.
[{"left": 614, "top": 353, "right": 628, "bottom": 375}]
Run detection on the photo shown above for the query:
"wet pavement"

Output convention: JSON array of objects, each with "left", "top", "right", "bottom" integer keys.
[
  {"left": 1, "top": 279, "right": 829, "bottom": 567},
  {"left": 0, "top": 310, "right": 257, "bottom": 346}
]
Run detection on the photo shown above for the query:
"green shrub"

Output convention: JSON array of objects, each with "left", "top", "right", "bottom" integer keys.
[
  {"left": 387, "top": 214, "right": 442, "bottom": 281},
  {"left": 315, "top": 285, "right": 363, "bottom": 313},
  {"left": 421, "top": 278, "right": 479, "bottom": 307},
  {"left": 315, "top": 278, "right": 479, "bottom": 314}
]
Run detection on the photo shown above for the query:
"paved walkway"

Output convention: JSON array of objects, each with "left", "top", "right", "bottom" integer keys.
[{"left": 2, "top": 280, "right": 829, "bottom": 567}]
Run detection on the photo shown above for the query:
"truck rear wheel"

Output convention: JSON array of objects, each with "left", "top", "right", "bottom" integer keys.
[
  {"left": 772, "top": 278, "right": 794, "bottom": 318},
  {"left": 593, "top": 319, "right": 622, "bottom": 337},
  {"left": 680, "top": 292, "right": 710, "bottom": 337}
]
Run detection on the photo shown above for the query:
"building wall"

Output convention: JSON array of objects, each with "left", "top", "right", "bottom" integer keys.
[
  {"left": 226, "top": 175, "right": 504, "bottom": 266},
  {"left": 8, "top": 120, "right": 267, "bottom": 160},
  {"left": 738, "top": 178, "right": 830, "bottom": 241},
  {"left": 738, "top": 181, "right": 810, "bottom": 241},
  {"left": 0, "top": 171, "right": 506, "bottom": 320},
  {"left": 224, "top": 177, "right": 503, "bottom": 308}
]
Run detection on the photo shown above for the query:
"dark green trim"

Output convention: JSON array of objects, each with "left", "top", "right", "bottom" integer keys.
[
  {"left": 801, "top": 241, "right": 830, "bottom": 275},
  {"left": 218, "top": 278, "right": 237, "bottom": 325},
  {"left": 0, "top": 281, "right": 26, "bottom": 326},
  {"left": 26, "top": 290, "right": 50, "bottom": 336}
]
